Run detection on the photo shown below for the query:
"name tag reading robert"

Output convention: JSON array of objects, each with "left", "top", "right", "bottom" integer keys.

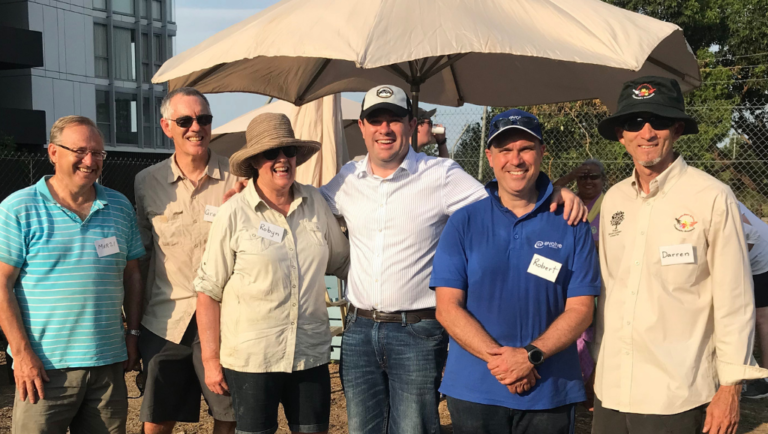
[
  {"left": 527, "top": 254, "right": 562, "bottom": 283},
  {"left": 659, "top": 244, "right": 695, "bottom": 265},
  {"left": 204, "top": 205, "right": 219, "bottom": 222},
  {"left": 258, "top": 221, "right": 284, "bottom": 243},
  {"left": 95, "top": 236, "right": 119, "bottom": 257}
]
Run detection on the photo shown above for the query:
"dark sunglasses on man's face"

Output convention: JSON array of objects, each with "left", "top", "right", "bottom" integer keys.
[
  {"left": 492, "top": 115, "right": 540, "bottom": 132},
  {"left": 167, "top": 115, "right": 213, "bottom": 128},
  {"left": 419, "top": 120, "right": 433, "bottom": 127},
  {"left": 262, "top": 146, "right": 298, "bottom": 160},
  {"left": 622, "top": 116, "right": 675, "bottom": 133},
  {"left": 578, "top": 173, "right": 602, "bottom": 181}
]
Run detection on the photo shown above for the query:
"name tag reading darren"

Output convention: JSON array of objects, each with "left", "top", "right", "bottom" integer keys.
[
  {"left": 95, "top": 236, "right": 120, "bottom": 257},
  {"left": 527, "top": 254, "right": 562, "bottom": 283},
  {"left": 203, "top": 205, "right": 219, "bottom": 222},
  {"left": 659, "top": 244, "right": 695, "bottom": 265},
  {"left": 258, "top": 221, "right": 285, "bottom": 243}
]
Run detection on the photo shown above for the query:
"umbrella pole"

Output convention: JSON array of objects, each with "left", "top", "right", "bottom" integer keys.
[{"left": 411, "top": 84, "right": 420, "bottom": 152}]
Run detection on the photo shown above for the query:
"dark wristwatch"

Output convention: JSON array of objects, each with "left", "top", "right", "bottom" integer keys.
[{"left": 524, "top": 344, "right": 545, "bottom": 366}]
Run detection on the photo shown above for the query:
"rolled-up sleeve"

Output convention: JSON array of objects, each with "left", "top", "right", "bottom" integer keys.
[
  {"left": 194, "top": 203, "right": 235, "bottom": 302},
  {"left": 710, "top": 190, "right": 768, "bottom": 384}
]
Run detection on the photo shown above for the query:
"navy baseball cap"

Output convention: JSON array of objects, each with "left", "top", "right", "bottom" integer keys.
[{"left": 487, "top": 109, "right": 543, "bottom": 148}]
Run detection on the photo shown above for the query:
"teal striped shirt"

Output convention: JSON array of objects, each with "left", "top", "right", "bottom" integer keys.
[{"left": 0, "top": 176, "right": 145, "bottom": 369}]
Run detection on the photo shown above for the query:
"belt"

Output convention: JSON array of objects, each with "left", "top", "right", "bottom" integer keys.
[{"left": 351, "top": 305, "right": 436, "bottom": 324}]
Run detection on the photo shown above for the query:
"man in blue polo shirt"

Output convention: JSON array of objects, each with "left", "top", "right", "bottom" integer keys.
[
  {"left": 0, "top": 116, "right": 145, "bottom": 434},
  {"left": 431, "top": 109, "right": 600, "bottom": 433}
]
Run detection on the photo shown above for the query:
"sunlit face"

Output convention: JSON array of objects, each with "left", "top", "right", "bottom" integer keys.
[
  {"left": 358, "top": 109, "right": 417, "bottom": 168},
  {"left": 49, "top": 124, "right": 104, "bottom": 190},
  {"left": 485, "top": 130, "right": 545, "bottom": 199},
  {"left": 575, "top": 164, "right": 605, "bottom": 201},
  {"left": 251, "top": 148, "right": 296, "bottom": 193},
  {"left": 615, "top": 113, "right": 684, "bottom": 170},
  {"left": 160, "top": 94, "right": 211, "bottom": 158},
  {"left": 417, "top": 119, "right": 433, "bottom": 147}
]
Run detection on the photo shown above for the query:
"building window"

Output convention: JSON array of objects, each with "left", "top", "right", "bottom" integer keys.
[
  {"left": 140, "top": 0, "right": 148, "bottom": 18},
  {"left": 152, "top": 0, "right": 162, "bottom": 21},
  {"left": 167, "top": 0, "right": 175, "bottom": 23},
  {"left": 93, "top": 0, "right": 106, "bottom": 10},
  {"left": 115, "top": 93, "right": 139, "bottom": 145},
  {"left": 155, "top": 97, "right": 166, "bottom": 148},
  {"left": 96, "top": 90, "right": 111, "bottom": 143},
  {"left": 143, "top": 97, "right": 153, "bottom": 147},
  {"left": 114, "top": 27, "right": 136, "bottom": 81},
  {"left": 167, "top": 36, "right": 174, "bottom": 60},
  {"left": 112, "top": 0, "right": 135, "bottom": 16},
  {"left": 94, "top": 24, "right": 109, "bottom": 78},
  {"left": 153, "top": 34, "right": 163, "bottom": 74},
  {"left": 141, "top": 33, "right": 151, "bottom": 83}
]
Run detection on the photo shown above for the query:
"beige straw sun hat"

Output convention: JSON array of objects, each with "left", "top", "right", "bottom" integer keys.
[{"left": 229, "top": 112, "right": 321, "bottom": 178}]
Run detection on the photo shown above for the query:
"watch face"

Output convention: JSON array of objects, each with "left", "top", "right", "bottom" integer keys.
[{"left": 530, "top": 349, "right": 544, "bottom": 364}]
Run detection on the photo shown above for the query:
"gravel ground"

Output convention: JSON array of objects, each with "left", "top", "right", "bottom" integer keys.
[{"left": 1, "top": 361, "right": 768, "bottom": 433}]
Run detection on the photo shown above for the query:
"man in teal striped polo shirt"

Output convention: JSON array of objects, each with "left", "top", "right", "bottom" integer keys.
[{"left": 0, "top": 115, "right": 145, "bottom": 434}]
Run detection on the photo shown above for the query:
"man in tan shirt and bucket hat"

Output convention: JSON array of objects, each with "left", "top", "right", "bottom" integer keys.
[{"left": 592, "top": 76, "right": 768, "bottom": 434}]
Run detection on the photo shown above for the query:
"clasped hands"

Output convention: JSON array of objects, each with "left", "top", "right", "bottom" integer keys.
[{"left": 487, "top": 346, "right": 540, "bottom": 395}]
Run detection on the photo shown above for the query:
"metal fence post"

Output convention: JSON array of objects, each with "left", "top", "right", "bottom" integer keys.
[{"left": 477, "top": 106, "right": 488, "bottom": 180}]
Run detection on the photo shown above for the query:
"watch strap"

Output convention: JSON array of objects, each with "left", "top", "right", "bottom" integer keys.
[{"left": 127, "top": 329, "right": 141, "bottom": 337}]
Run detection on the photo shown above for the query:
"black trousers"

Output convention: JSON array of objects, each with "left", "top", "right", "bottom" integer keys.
[{"left": 592, "top": 397, "right": 706, "bottom": 434}]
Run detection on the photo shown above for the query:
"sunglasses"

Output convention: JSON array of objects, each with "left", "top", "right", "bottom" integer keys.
[
  {"left": 578, "top": 173, "right": 602, "bottom": 181},
  {"left": 167, "top": 115, "right": 213, "bottom": 128},
  {"left": 492, "top": 116, "right": 540, "bottom": 133},
  {"left": 262, "top": 146, "right": 298, "bottom": 160},
  {"left": 419, "top": 120, "right": 433, "bottom": 127},
  {"left": 622, "top": 116, "right": 675, "bottom": 132}
]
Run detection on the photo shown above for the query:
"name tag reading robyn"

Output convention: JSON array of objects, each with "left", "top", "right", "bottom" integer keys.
[
  {"left": 258, "top": 221, "right": 285, "bottom": 243},
  {"left": 95, "top": 236, "right": 119, "bottom": 257},
  {"left": 659, "top": 244, "right": 695, "bottom": 265},
  {"left": 204, "top": 205, "right": 219, "bottom": 222},
  {"left": 527, "top": 254, "right": 562, "bottom": 283}
]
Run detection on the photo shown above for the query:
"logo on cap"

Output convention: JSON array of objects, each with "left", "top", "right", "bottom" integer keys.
[
  {"left": 632, "top": 84, "right": 657, "bottom": 100},
  {"left": 376, "top": 87, "right": 394, "bottom": 98}
]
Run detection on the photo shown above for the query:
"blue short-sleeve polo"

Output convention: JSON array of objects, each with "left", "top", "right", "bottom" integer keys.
[{"left": 430, "top": 174, "right": 601, "bottom": 410}]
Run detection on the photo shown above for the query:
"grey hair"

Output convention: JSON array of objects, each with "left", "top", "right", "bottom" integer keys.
[
  {"left": 160, "top": 87, "right": 211, "bottom": 119},
  {"left": 583, "top": 158, "right": 607, "bottom": 179}
]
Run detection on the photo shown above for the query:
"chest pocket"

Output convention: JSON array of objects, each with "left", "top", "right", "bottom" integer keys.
[
  {"left": 301, "top": 220, "right": 327, "bottom": 246},
  {"left": 152, "top": 208, "right": 184, "bottom": 248},
  {"left": 238, "top": 229, "right": 274, "bottom": 254},
  {"left": 655, "top": 233, "right": 704, "bottom": 290}
]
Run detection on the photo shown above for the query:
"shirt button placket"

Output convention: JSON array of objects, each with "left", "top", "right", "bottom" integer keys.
[{"left": 375, "top": 180, "right": 387, "bottom": 309}]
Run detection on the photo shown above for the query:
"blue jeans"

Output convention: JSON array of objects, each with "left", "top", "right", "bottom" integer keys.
[{"left": 340, "top": 312, "right": 448, "bottom": 434}]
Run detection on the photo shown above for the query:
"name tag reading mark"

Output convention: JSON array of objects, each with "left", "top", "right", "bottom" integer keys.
[
  {"left": 258, "top": 221, "right": 285, "bottom": 243},
  {"left": 527, "top": 254, "right": 562, "bottom": 283},
  {"left": 659, "top": 244, "right": 695, "bottom": 265},
  {"left": 95, "top": 236, "right": 120, "bottom": 257},
  {"left": 204, "top": 205, "right": 219, "bottom": 222}
]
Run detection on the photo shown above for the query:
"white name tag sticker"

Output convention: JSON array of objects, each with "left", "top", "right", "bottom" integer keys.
[
  {"left": 659, "top": 244, "right": 695, "bottom": 265},
  {"left": 258, "top": 221, "right": 285, "bottom": 243},
  {"left": 95, "top": 236, "right": 120, "bottom": 257},
  {"left": 204, "top": 205, "right": 219, "bottom": 222},
  {"left": 527, "top": 254, "right": 562, "bottom": 283}
]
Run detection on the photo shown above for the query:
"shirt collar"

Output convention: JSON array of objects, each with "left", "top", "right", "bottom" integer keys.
[
  {"left": 36, "top": 175, "right": 108, "bottom": 210},
  {"left": 485, "top": 172, "right": 554, "bottom": 220},
  {"left": 630, "top": 154, "right": 687, "bottom": 199},
  {"left": 167, "top": 149, "right": 222, "bottom": 183},
  {"left": 354, "top": 147, "right": 419, "bottom": 179},
  {"left": 244, "top": 180, "right": 308, "bottom": 214}
]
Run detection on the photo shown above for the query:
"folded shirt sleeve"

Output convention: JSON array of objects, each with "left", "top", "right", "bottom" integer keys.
[{"left": 194, "top": 203, "right": 236, "bottom": 302}]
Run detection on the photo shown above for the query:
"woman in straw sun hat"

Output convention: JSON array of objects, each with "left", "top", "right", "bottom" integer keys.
[{"left": 194, "top": 112, "right": 350, "bottom": 434}]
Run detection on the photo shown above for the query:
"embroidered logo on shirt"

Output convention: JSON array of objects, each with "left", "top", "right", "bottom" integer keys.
[
  {"left": 632, "top": 84, "right": 657, "bottom": 99},
  {"left": 609, "top": 211, "right": 625, "bottom": 237},
  {"left": 674, "top": 214, "right": 697, "bottom": 232},
  {"left": 534, "top": 241, "right": 562, "bottom": 249}
]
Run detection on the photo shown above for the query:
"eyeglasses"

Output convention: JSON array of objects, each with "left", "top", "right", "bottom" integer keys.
[
  {"left": 128, "top": 369, "right": 146, "bottom": 400},
  {"left": 167, "top": 115, "right": 214, "bottom": 128},
  {"left": 622, "top": 116, "right": 675, "bottom": 132},
  {"left": 262, "top": 146, "right": 298, "bottom": 160},
  {"left": 419, "top": 120, "right": 433, "bottom": 127},
  {"left": 578, "top": 173, "right": 602, "bottom": 181},
  {"left": 492, "top": 115, "right": 541, "bottom": 133},
  {"left": 54, "top": 144, "right": 108, "bottom": 160}
]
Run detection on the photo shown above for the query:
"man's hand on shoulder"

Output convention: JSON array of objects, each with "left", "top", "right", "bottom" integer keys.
[
  {"left": 551, "top": 186, "right": 587, "bottom": 225},
  {"left": 14, "top": 347, "right": 50, "bottom": 403},
  {"left": 223, "top": 179, "right": 249, "bottom": 203}
]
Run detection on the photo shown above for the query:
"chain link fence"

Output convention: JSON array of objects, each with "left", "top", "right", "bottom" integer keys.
[
  {"left": 0, "top": 151, "right": 168, "bottom": 206},
  {"left": 434, "top": 98, "right": 768, "bottom": 218}
]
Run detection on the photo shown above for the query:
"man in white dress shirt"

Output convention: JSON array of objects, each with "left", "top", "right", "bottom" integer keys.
[{"left": 319, "top": 85, "right": 587, "bottom": 434}]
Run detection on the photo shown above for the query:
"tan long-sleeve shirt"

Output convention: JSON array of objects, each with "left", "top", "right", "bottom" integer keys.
[
  {"left": 594, "top": 156, "right": 768, "bottom": 415},
  {"left": 194, "top": 182, "right": 349, "bottom": 373},
  {"left": 135, "top": 151, "right": 240, "bottom": 343}
]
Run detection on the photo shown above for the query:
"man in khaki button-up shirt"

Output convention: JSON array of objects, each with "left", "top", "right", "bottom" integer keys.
[
  {"left": 134, "top": 88, "right": 238, "bottom": 434},
  {"left": 592, "top": 77, "right": 768, "bottom": 434}
]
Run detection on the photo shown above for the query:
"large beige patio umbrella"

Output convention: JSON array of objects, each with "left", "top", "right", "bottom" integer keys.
[{"left": 153, "top": 0, "right": 701, "bottom": 147}]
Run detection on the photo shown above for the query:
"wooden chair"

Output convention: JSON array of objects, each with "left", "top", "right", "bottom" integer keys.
[{"left": 325, "top": 278, "right": 349, "bottom": 337}]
